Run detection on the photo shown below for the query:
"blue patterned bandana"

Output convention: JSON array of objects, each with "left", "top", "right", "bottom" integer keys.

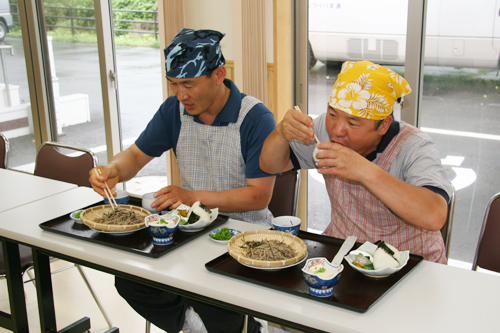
[{"left": 164, "top": 28, "right": 226, "bottom": 79}]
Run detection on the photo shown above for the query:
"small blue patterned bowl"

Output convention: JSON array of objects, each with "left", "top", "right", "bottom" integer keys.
[
  {"left": 272, "top": 216, "right": 301, "bottom": 236},
  {"left": 145, "top": 214, "right": 180, "bottom": 246},
  {"left": 103, "top": 190, "right": 129, "bottom": 205},
  {"left": 301, "top": 258, "right": 343, "bottom": 298}
]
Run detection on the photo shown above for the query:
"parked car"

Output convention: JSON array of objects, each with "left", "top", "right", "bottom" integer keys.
[
  {"left": 0, "top": 0, "right": 13, "bottom": 41},
  {"left": 309, "top": 0, "right": 500, "bottom": 69}
]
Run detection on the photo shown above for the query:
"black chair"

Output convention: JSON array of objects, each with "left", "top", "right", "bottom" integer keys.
[
  {"left": 0, "top": 132, "right": 8, "bottom": 169},
  {"left": 441, "top": 184, "right": 456, "bottom": 260},
  {"left": 472, "top": 192, "right": 500, "bottom": 272},
  {"left": 268, "top": 169, "right": 300, "bottom": 217}
]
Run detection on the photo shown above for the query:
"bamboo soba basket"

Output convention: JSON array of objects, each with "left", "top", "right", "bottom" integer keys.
[
  {"left": 227, "top": 230, "right": 308, "bottom": 269},
  {"left": 80, "top": 204, "right": 150, "bottom": 232}
]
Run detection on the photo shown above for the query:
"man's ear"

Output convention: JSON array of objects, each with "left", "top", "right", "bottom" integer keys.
[
  {"left": 214, "top": 66, "right": 226, "bottom": 85},
  {"left": 378, "top": 116, "right": 393, "bottom": 135}
]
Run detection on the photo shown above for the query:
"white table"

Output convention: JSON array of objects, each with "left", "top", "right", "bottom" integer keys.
[
  {"left": 0, "top": 168, "right": 77, "bottom": 213},
  {"left": 1, "top": 186, "right": 500, "bottom": 332}
]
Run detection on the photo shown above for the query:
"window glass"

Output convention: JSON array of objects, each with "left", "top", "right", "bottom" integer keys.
[
  {"left": 419, "top": 0, "right": 500, "bottom": 264},
  {"left": 111, "top": 1, "right": 167, "bottom": 196},
  {"left": 4, "top": 1, "right": 166, "bottom": 195},
  {"left": 40, "top": 2, "right": 107, "bottom": 170},
  {"left": 0, "top": 1, "right": 36, "bottom": 171}
]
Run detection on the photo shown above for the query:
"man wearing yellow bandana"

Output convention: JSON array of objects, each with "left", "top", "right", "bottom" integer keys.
[{"left": 260, "top": 60, "right": 452, "bottom": 264}]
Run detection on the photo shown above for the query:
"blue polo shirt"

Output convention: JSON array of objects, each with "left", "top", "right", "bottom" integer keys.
[{"left": 135, "top": 79, "right": 276, "bottom": 179}]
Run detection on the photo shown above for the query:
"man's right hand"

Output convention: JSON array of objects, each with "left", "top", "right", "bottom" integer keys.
[
  {"left": 278, "top": 108, "right": 316, "bottom": 143},
  {"left": 89, "top": 165, "right": 120, "bottom": 197}
]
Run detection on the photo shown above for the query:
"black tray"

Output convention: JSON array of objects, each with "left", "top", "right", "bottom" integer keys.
[
  {"left": 205, "top": 231, "right": 423, "bottom": 313},
  {"left": 39, "top": 197, "right": 229, "bottom": 258}
]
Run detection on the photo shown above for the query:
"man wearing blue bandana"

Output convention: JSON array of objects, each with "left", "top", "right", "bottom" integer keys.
[{"left": 89, "top": 28, "right": 273, "bottom": 333}]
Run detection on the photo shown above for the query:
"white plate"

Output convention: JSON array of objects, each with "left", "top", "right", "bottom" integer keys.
[
  {"left": 160, "top": 204, "right": 219, "bottom": 232},
  {"left": 178, "top": 208, "right": 219, "bottom": 232},
  {"left": 70, "top": 210, "right": 83, "bottom": 224},
  {"left": 87, "top": 225, "right": 146, "bottom": 236},
  {"left": 208, "top": 228, "right": 241, "bottom": 244},
  {"left": 237, "top": 252, "right": 308, "bottom": 271},
  {"left": 344, "top": 241, "right": 409, "bottom": 278}
]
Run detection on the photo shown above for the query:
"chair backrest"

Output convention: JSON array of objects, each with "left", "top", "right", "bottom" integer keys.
[
  {"left": 441, "top": 184, "right": 456, "bottom": 259},
  {"left": 0, "top": 132, "right": 8, "bottom": 169},
  {"left": 472, "top": 192, "right": 500, "bottom": 272},
  {"left": 268, "top": 169, "right": 300, "bottom": 217},
  {"left": 0, "top": 244, "right": 34, "bottom": 277},
  {"left": 34, "top": 141, "right": 98, "bottom": 187}
]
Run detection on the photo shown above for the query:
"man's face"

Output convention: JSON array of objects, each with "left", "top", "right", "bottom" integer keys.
[
  {"left": 167, "top": 73, "right": 220, "bottom": 116},
  {"left": 324, "top": 106, "right": 391, "bottom": 157}
]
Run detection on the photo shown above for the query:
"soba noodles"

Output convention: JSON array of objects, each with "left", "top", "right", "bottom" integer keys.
[
  {"left": 94, "top": 207, "right": 147, "bottom": 225},
  {"left": 240, "top": 238, "right": 296, "bottom": 261}
]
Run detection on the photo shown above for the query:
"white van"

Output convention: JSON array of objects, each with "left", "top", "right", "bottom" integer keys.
[
  {"left": 309, "top": 0, "right": 500, "bottom": 69},
  {"left": 0, "top": 0, "right": 13, "bottom": 41}
]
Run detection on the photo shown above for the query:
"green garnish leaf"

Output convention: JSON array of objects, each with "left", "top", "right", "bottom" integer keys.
[{"left": 210, "top": 227, "right": 232, "bottom": 241}]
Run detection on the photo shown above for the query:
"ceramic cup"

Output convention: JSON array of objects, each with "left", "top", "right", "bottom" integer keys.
[
  {"left": 103, "top": 189, "right": 129, "bottom": 205},
  {"left": 272, "top": 216, "right": 301, "bottom": 236},
  {"left": 142, "top": 192, "right": 158, "bottom": 213}
]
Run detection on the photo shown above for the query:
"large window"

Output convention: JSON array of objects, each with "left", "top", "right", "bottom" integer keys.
[
  {"left": 305, "top": 0, "right": 500, "bottom": 266},
  {"left": 419, "top": 0, "right": 500, "bottom": 264},
  {"left": 2, "top": 1, "right": 167, "bottom": 196},
  {"left": 0, "top": 1, "right": 36, "bottom": 171}
]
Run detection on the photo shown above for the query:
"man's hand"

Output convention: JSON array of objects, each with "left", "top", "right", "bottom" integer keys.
[
  {"left": 278, "top": 109, "right": 316, "bottom": 143},
  {"left": 314, "top": 142, "right": 374, "bottom": 183},
  {"left": 148, "top": 185, "right": 196, "bottom": 212},
  {"left": 89, "top": 165, "right": 120, "bottom": 197}
]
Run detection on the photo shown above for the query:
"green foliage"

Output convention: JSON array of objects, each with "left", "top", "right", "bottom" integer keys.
[
  {"left": 8, "top": 1, "right": 159, "bottom": 47},
  {"left": 43, "top": 0, "right": 94, "bottom": 6},
  {"left": 112, "top": 0, "right": 157, "bottom": 33}
]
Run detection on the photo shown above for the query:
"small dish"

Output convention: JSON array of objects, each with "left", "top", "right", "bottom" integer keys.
[
  {"left": 345, "top": 241, "right": 410, "bottom": 278},
  {"left": 178, "top": 207, "right": 218, "bottom": 232},
  {"left": 302, "top": 257, "right": 343, "bottom": 297},
  {"left": 70, "top": 210, "right": 83, "bottom": 224},
  {"left": 145, "top": 214, "right": 180, "bottom": 245},
  {"left": 209, "top": 228, "right": 241, "bottom": 244}
]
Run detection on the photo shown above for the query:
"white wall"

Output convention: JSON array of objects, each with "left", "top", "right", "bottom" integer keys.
[
  {"left": 183, "top": 0, "right": 274, "bottom": 63},
  {"left": 184, "top": 0, "right": 235, "bottom": 60}
]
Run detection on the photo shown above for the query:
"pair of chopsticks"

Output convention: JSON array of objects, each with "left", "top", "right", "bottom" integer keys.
[
  {"left": 94, "top": 168, "right": 118, "bottom": 210},
  {"left": 294, "top": 105, "right": 320, "bottom": 144}
]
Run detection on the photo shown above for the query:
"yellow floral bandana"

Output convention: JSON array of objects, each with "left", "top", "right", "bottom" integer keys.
[{"left": 329, "top": 60, "right": 412, "bottom": 120}]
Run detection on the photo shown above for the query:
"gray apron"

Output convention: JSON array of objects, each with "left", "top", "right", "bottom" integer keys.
[{"left": 176, "top": 96, "right": 273, "bottom": 226}]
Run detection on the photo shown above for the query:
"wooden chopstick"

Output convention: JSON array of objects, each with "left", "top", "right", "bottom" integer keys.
[
  {"left": 95, "top": 168, "right": 118, "bottom": 210},
  {"left": 294, "top": 105, "right": 320, "bottom": 143}
]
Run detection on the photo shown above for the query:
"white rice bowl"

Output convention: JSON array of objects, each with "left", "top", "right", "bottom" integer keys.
[{"left": 344, "top": 241, "right": 410, "bottom": 278}]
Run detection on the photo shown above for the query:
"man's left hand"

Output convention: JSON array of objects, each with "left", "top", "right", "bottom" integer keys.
[{"left": 314, "top": 142, "right": 374, "bottom": 182}]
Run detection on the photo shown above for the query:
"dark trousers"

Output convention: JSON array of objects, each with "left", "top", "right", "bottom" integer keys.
[{"left": 115, "top": 276, "right": 261, "bottom": 333}]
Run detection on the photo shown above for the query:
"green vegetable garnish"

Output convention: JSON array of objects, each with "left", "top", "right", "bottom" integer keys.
[
  {"left": 158, "top": 219, "right": 170, "bottom": 225},
  {"left": 211, "top": 227, "right": 232, "bottom": 241},
  {"left": 74, "top": 211, "right": 81, "bottom": 218},
  {"left": 314, "top": 267, "right": 327, "bottom": 274}
]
